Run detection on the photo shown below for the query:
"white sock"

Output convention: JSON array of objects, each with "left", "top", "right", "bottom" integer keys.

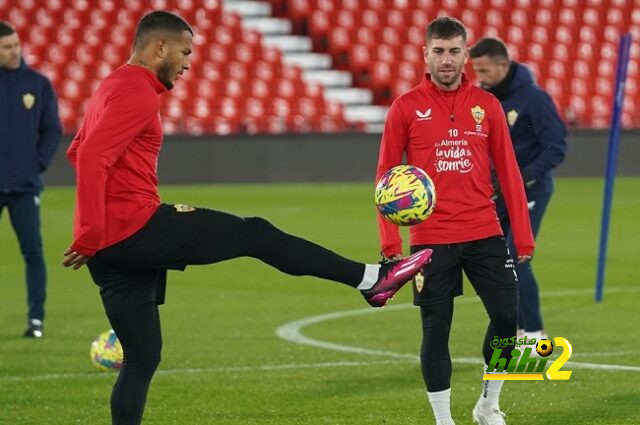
[
  {"left": 427, "top": 388, "right": 454, "bottom": 424},
  {"left": 357, "top": 264, "right": 381, "bottom": 290},
  {"left": 478, "top": 365, "right": 506, "bottom": 411}
]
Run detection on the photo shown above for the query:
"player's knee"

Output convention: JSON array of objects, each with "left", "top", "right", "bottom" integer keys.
[
  {"left": 137, "top": 350, "right": 161, "bottom": 377},
  {"left": 147, "top": 352, "right": 161, "bottom": 375},
  {"left": 242, "top": 216, "right": 277, "bottom": 242},
  {"left": 123, "top": 344, "right": 162, "bottom": 377},
  {"left": 420, "top": 307, "right": 452, "bottom": 343}
]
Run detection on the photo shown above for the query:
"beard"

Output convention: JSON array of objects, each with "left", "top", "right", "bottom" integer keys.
[
  {"left": 157, "top": 59, "right": 175, "bottom": 90},
  {"left": 429, "top": 64, "right": 463, "bottom": 88}
]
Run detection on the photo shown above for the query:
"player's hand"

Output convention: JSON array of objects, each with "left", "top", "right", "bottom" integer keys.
[
  {"left": 517, "top": 255, "right": 532, "bottom": 264},
  {"left": 62, "top": 247, "right": 91, "bottom": 270}
]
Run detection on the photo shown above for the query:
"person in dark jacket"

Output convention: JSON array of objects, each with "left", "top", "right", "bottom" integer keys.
[
  {"left": 0, "top": 21, "right": 62, "bottom": 338},
  {"left": 470, "top": 37, "right": 567, "bottom": 343}
]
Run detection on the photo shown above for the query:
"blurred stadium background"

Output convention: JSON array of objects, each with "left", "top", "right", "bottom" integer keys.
[{"left": 3, "top": 0, "right": 639, "bottom": 136}]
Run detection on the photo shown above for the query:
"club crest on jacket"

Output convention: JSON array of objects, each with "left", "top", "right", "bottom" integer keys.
[
  {"left": 23, "top": 93, "right": 35, "bottom": 110},
  {"left": 471, "top": 105, "right": 485, "bottom": 124}
]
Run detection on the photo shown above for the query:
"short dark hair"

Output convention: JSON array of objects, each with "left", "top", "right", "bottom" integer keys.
[
  {"left": 469, "top": 37, "right": 510, "bottom": 61},
  {"left": 134, "top": 11, "right": 193, "bottom": 50},
  {"left": 426, "top": 17, "right": 467, "bottom": 44},
  {"left": 0, "top": 20, "right": 17, "bottom": 37}
]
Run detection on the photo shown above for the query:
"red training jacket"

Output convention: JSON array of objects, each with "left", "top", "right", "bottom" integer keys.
[
  {"left": 377, "top": 74, "right": 534, "bottom": 258},
  {"left": 67, "top": 65, "right": 167, "bottom": 256}
]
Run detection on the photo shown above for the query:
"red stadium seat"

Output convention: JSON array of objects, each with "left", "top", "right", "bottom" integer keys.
[
  {"left": 224, "top": 79, "right": 245, "bottom": 99},
  {"left": 254, "top": 60, "right": 277, "bottom": 81},
  {"left": 370, "top": 62, "right": 392, "bottom": 88},
  {"left": 392, "top": 79, "right": 415, "bottom": 98},
  {"left": 272, "top": 97, "right": 292, "bottom": 117},
  {"left": 336, "top": 10, "right": 357, "bottom": 32},
  {"left": 250, "top": 79, "right": 271, "bottom": 100},
  {"left": 245, "top": 97, "right": 266, "bottom": 119},
  {"left": 534, "top": 8, "right": 553, "bottom": 26},
  {"left": 395, "top": 63, "right": 419, "bottom": 87},
  {"left": 309, "top": 9, "right": 330, "bottom": 36},
  {"left": 355, "top": 27, "right": 376, "bottom": 47},
  {"left": 583, "top": 8, "right": 601, "bottom": 27}
]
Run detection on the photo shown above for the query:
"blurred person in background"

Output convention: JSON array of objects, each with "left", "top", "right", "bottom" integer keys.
[
  {"left": 470, "top": 37, "right": 567, "bottom": 344},
  {"left": 0, "top": 20, "right": 62, "bottom": 338}
]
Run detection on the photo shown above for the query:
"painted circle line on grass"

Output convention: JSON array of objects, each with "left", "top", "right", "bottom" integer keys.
[{"left": 276, "top": 287, "right": 640, "bottom": 373}]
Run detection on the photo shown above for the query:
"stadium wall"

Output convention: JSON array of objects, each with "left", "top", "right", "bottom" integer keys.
[{"left": 46, "top": 130, "right": 639, "bottom": 185}]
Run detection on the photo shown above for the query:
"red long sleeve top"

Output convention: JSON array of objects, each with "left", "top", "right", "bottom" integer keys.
[
  {"left": 377, "top": 74, "right": 534, "bottom": 258},
  {"left": 67, "top": 65, "right": 167, "bottom": 256}
]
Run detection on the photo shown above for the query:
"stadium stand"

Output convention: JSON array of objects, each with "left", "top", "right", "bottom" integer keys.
[
  {"left": 3, "top": 0, "right": 354, "bottom": 134},
  {"left": 2, "top": 0, "right": 638, "bottom": 134},
  {"left": 267, "top": 0, "right": 640, "bottom": 130}
]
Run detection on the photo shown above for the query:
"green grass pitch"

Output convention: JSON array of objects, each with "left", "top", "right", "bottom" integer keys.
[{"left": 1, "top": 178, "right": 638, "bottom": 424}]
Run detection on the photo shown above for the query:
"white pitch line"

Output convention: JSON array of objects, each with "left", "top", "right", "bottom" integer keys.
[
  {"left": 275, "top": 286, "right": 640, "bottom": 373},
  {"left": 570, "top": 351, "right": 637, "bottom": 358},
  {"left": 0, "top": 359, "right": 416, "bottom": 383}
]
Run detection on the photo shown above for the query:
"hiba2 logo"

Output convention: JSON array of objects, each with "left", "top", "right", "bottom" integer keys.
[
  {"left": 483, "top": 337, "right": 573, "bottom": 381},
  {"left": 416, "top": 108, "right": 432, "bottom": 121}
]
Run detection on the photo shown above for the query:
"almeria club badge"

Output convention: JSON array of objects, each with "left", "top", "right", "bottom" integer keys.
[{"left": 471, "top": 105, "right": 486, "bottom": 124}]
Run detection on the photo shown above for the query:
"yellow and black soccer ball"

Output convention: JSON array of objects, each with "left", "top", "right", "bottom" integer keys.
[
  {"left": 375, "top": 165, "right": 436, "bottom": 226},
  {"left": 536, "top": 339, "right": 554, "bottom": 357},
  {"left": 90, "top": 329, "right": 123, "bottom": 371}
]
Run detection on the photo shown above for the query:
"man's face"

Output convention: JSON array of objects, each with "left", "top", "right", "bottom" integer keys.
[
  {"left": 157, "top": 30, "right": 192, "bottom": 90},
  {"left": 470, "top": 55, "right": 509, "bottom": 89},
  {"left": 423, "top": 36, "right": 468, "bottom": 89},
  {"left": 0, "top": 32, "right": 22, "bottom": 70}
]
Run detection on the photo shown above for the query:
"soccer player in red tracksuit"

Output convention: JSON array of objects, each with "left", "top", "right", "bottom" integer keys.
[
  {"left": 376, "top": 18, "right": 535, "bottom": 425},
  {"left": 61, "top": 11, "right": 431, "bottom": 425}
]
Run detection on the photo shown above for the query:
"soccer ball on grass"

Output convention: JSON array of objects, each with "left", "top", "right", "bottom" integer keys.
[{"left": 90, "top": 329, "right": 123, "bottom": 372}]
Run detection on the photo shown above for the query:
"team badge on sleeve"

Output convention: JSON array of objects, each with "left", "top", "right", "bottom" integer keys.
[
  {"left": 23, "top": 93, "right": 35, "bottom": 110},
  {"left": 471, "top": 105, "right": 486, "bottom": 124}
]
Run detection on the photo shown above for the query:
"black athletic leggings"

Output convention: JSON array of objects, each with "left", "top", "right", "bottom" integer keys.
[
  {"left": 94, "top": 205, "right": 368, "bottom": 425},
  {"left": 107, "top": 302, "right": 162, "bottom": 425},
  {"left": 105, "top": 205, "right": 366, "bottom": 285},
  {"left": 419, "top": 287, "right": 518, "bottom": 392}
]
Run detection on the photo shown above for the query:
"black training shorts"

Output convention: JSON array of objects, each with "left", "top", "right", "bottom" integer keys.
[{"left": 410, "top": 235, "right": 518, "bottom": 306}]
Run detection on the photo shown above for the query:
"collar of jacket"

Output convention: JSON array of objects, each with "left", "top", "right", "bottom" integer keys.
[{"left": 122, "top": 64, "right": 169, "bottom": 94}]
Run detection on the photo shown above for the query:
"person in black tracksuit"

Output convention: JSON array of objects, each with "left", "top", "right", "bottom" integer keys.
[
  {"left": 0, "top": 21, "right": 62, "bottom": 337},
  {"left": 470, "top": 37, "right": 567, "bottom": 341}
]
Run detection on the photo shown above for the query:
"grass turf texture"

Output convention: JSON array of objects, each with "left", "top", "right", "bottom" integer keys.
[{"left": 1, "top": 178, "right": 638, "bottom": 424}]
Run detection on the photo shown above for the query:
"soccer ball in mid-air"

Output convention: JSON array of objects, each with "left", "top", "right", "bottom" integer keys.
[
  {"left": 375, "top": 165, "right": 436, "bottom": 226},
  {"left": 90, "top": 329, "right": 123, "bottom": 372},
  {"left": 536, "top": 339, "right": 554, "bottom": 357}
]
